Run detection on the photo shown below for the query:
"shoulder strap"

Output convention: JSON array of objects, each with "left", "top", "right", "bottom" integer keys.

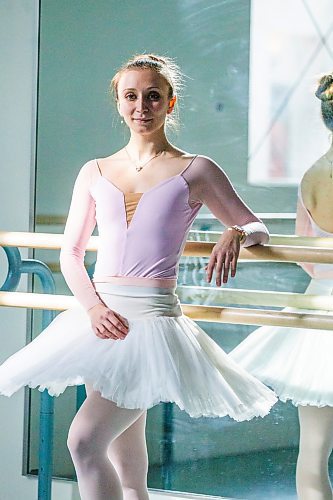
[{"left": 95, "top": 159, "right": 102, "bottom": 176}]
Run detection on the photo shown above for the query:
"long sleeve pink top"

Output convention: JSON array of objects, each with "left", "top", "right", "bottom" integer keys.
[
  {"left": 60, "top": 155, "right": 269, "bottom": 310},
  {"left": 296, "top": 187, "right": 333, "bottom": 279}
]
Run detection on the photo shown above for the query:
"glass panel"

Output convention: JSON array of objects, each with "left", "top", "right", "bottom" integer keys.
[
  {"left": 27, "top": 1, "right": 333, "bottom": 498},
  {"left": 249, "top": 0, "right": 333, "bottom": 185}
]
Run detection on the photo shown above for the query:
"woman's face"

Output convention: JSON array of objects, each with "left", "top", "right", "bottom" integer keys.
[{"left": 116, "top": 68, "right": 172, "bottom": 135}]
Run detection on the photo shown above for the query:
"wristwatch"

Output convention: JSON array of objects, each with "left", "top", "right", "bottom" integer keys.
[{"left": 227, "top": 225, "right": 247, "bottom": 244}]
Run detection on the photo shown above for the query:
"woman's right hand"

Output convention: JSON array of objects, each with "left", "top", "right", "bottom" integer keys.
[{"left": 87, "top": 303, "right": 129, "bottom": 340}]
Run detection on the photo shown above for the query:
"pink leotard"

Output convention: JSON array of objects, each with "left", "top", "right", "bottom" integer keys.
[
  {"left": 296, "top": 187, "right": 333, "bottom": 279},
  {"left": 60, "top": 155, "right": 269, "bottom": 310}
]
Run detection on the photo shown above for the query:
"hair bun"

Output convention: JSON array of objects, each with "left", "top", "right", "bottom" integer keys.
[
  {"left": 316, "top": 73, "right": 333, "bottom": 101},
  {"left": 146, "top": 54, "right": 166, "bottom": 64},
  {"left": 133, "top": 54, "right": 167, "bottom": 65}
]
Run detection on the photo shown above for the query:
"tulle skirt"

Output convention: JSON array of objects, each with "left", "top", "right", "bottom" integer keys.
[
  {"left": 0, "top": 284, "right": 276, "bottom": 420},
  {"left": 230, "top": 279, "right": 333, "bottom": 407}
]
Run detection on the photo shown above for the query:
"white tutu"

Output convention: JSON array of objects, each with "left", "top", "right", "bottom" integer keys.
[
  {"left": 0, "top": 284, "right": 276, "bottom": 420},
  {"left": 230, "top": 279, "right": 333, "bottom": 407}
]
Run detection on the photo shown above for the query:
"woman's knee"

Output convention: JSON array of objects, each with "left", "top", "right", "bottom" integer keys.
[
  {"left": 67, "top": 423, "right": 97, "bottom": 461},
  {"left": 299, "top": 406, "right": 333, "bottom": 458},
  {"left": 299, "top": 436, "right": 333, "bottom": 467},
  {"left": 117, "top": 457, "right": 148, "bottom": 484}
]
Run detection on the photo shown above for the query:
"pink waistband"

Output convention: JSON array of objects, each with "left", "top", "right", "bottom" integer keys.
[{"left": 93, "top": 275, "right": 177, "bottom": 288}]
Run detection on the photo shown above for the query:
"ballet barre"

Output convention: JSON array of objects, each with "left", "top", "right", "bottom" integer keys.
[
  {"left": 1, "top": 290, "right": 333, "bottom": 330},
  {"left": 1, "top": 230, "right": 333, "bottom": 263},
  {"left": 188, "top": 230, "right": 333, "bottom": 248},
  {"left": 179, "top": 286, "right": 333, "bottom": 311},
  {"left": 269, "top": 234, "right": 333, "bottom": 247},
  {"left": 5, "top": 286, "right": 333, "bottom": 312}
]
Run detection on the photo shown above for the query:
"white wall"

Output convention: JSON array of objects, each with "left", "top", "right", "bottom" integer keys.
[{"left": 0, "top": 1, "right": 78, "bottom": 498}]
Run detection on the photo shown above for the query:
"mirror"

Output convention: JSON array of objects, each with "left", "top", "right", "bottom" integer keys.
[{"left": 27, "top": 1, "right": 332, "bottom": 498}]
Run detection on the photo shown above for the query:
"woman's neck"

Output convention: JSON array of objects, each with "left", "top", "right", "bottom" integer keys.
[
  {"left": 325, "top": 141, "right": 333, "bottom": 161},
  {"left": 126, "top": 131, "right": 170, "bottom": 160}
]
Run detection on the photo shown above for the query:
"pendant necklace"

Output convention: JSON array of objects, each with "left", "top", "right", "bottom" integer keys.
[{"left": 125, "top": 147, "right": 165, "bottom": 172}]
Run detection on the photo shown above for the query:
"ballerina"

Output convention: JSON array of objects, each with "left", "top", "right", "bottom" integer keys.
[{"left": 0, "top": 53, "right": 276, "bottom": 500}]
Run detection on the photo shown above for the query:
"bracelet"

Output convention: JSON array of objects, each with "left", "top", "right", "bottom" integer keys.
[{"left": 227, "top": 225, "right": 247, "bottom": 244}]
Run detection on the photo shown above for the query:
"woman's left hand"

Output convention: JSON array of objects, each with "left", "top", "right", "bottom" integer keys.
[{"left": 205, "top": 228, "right": 242, "bottom": 286}]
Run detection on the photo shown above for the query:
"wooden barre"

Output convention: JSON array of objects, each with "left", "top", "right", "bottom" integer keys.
[
  {"left": 1, "top": 231, "right": 333, "bottom": 263},
  {"left": 189, "top": 231, "right": 333, "bottom": 248},
  {"left": 182, "top": 305, "right": 333, "bottom": 330},
  {"left": 179, "top": 286, "right": 333, "bottom": 311},
  {"left": 1, "top": 291, "right": 333, "bottom": 330}
]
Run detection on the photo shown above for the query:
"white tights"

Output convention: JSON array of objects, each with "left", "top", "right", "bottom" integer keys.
[
  {"left": 297, "top": 406, "right": 333, "bottom": 500},
  {"left": 67, "top": 385, "right": 149, "bottom": 500}
]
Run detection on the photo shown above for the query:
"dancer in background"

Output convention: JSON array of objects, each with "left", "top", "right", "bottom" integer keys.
[
  {"left": 0, "top": 54, "right": 276, "bottom": 500},
  {"left": 231, "top": 72, "right": 333, "bottom": 500}
]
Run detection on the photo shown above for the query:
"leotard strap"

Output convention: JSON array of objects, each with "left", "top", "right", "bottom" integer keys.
[{"left": 95, "top": 159, "right": 102, "bottom": 176}]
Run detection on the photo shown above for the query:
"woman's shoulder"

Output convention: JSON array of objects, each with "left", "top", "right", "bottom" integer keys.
[
  {"left": 71, "top": 159, "right": 101, "bottom": 190},
  {"left": 182, "top": 154, "right": 226, "bottom": 176},
  {"left": 301, "top": 157, "right": 328, "bottom": 191},
  {"left": 76, "top": 158, "right": 99, "bottom": 178},
  {"left": 78, "top": 151, "right": 124, "bottom": 175},
  {"left": 303, "top": 153, "right": 332, "bottom": 178}
]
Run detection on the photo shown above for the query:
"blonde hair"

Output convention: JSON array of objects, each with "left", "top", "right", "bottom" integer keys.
[{"left": 110, "top": 53, "right": 184, "bottom": 131}]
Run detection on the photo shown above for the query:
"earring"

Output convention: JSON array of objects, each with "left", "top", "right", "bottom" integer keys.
[
  {"left": 120, "top": 117, "right": 124, "bottom": 124},
  {"left": 167, "top": 96, "right": 177, "bottom": 114},
  {"left": 169, "top": 96, "right": 177, "bottom": 109}
]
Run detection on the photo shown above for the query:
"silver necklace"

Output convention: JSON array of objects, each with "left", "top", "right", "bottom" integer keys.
[{"left": 125, "top": 147, "right": 165, "bottom": 172}]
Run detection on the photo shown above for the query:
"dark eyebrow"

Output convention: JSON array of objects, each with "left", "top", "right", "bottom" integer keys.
[{"left": 122, "top": 86, "right": 161, "bottom": 92}]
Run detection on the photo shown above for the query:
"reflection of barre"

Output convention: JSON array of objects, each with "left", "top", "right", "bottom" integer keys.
[
  {"left": 185, "top": 243, "right": 333, "bottom": 263},
  {"left": 1, "top": 290, "right": 333, "bottom": 330},
  {"left": 1, "top": 231, "right": 333, "bottom": 263},
  {"left": 179, "top": 286, "right": 333, "bottom": 311},
  {"left": 181, "top": 304, "right": 333, "bottom": 330},
  {"left": 189, "top": 230, "right": 333, "bottom": 248}
]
